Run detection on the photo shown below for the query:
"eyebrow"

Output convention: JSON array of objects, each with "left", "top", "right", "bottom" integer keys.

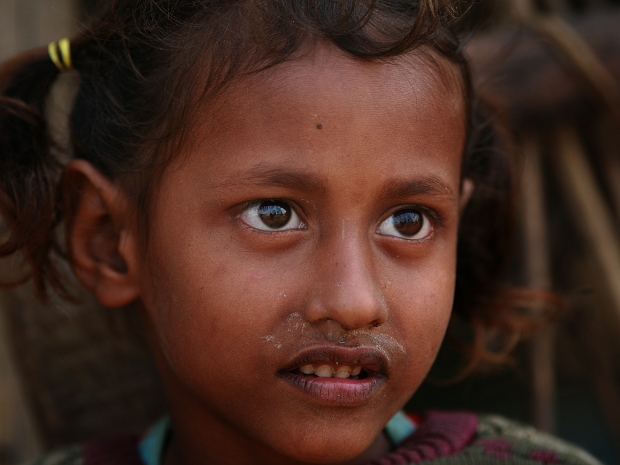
[
  {"left": 217, "top": 166, "right": 455, "bottom": 201},
  {"left": 217, "top": 167, "right": 327, "bottom": 194},
  {"left": 379, "top": 177, "right": 456, "bottom": 202}
]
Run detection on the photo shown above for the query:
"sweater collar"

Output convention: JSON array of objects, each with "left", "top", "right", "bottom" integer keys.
[{"left": 137, "top": 411, "right": 418, "bottom": 465}]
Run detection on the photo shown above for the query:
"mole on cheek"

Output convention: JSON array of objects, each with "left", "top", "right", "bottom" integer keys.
[{"left": 316, "top": 123, "right": 323, "bottom": 130}]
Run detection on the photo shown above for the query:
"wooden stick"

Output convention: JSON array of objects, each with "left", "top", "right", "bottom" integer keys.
[
  {"left": 553, "top": 126, "right": 620, "bottom": 327},
  {"left": 593, "top": 118, "right": 620, "bottom": 220},
  {"left": 521, "top": 135, "right": 557, "bottom": 433},
  {"left": 545, "top": 0, "right": 570, "bottom": 14},
  {"left": 466, "top": 9, "right": 620, "bottom": 127},
  {"left": 522, "top": 135, "right": 553, "bottom": 290},
  {"left": 531, "top": 15, "right": 620, "bottom": 128},
  {"left": 510, "top": 0, "right": 537, "bottom": 19}
]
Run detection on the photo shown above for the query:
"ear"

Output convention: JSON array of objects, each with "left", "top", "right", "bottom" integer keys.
[
  {"left": 459, "top": 178, "right": 475, "bottom": 213},
  {"left": 63, "top": 160, "right": 141, "bottom": 308}
]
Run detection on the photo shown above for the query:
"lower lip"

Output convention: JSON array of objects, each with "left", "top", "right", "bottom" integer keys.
[{"left": 279, "top": 372, "right": 386, "bottom": 405}]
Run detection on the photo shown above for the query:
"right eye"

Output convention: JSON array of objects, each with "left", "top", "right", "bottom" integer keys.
[
  {"left": 239, "top": 200, "right": 305, "bottom": 231},
  {"left": 377, "top": 208, "right": 432, "bottom": 240}
]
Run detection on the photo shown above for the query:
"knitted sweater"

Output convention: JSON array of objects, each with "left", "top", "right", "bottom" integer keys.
[{"left": 28, "top": 411, "right": 604, "bottom": 465}]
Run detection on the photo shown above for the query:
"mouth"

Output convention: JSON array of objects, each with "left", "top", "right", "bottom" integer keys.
[
  {"left": 290, "top": 364, "right": 367, "bottom": 379},
  {"left": 278, "top": 347, "right": 388, "bottom": 405}
]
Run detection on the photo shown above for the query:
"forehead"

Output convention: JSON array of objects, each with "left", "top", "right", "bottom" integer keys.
[
  {"left": 176, "top": 44, "right": 466, "bottom": 190},
  {"left": 211, "top": 45, "right": 464, "bottom": 123},
  {"left": 196, "top": 46, "right": 466, "bottom": 150}
]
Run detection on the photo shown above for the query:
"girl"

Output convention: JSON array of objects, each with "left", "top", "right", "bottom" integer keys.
[{"left": 0, "top": 1, "right": 603, "bottom": 464}]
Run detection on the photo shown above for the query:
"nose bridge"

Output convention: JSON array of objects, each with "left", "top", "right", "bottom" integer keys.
[{"left": 306, "top": 223, "right": 387, "bottom": 331}]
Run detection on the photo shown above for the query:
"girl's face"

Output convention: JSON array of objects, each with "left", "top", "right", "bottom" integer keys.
[{"left": 139, "top": 46, "right": 467, "bottom": 465}]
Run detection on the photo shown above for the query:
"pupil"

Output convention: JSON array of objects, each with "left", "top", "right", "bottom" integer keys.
[
  {"left": 258, "top": 201, "right": 292, "bottom": 229},
  {"left": 393, "top": 210, "right": 422, "bottom": 236}
]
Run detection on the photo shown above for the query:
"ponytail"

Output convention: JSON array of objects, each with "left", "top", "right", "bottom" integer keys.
[{"left": 0, "top": 46, "right": 70, "bottom": 300}]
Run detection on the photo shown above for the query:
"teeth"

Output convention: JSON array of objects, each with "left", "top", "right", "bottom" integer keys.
[
  {"left": 335, "top": 366, "right": 352, "bottom": 378},
  {"left": 296, "top": 364, "right": 364, "bottom": 378},
  {"left": 315, "top": 365, "right": 335, "bottom": 378},
  {"left": 299, "top": 364, "right": 314, "bottom": 375}
]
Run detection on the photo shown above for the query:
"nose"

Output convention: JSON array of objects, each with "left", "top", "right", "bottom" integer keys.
[{"left": 304, "top": 231, "right": 388, "bottom": 331}]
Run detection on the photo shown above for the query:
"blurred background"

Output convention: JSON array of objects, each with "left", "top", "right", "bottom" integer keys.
[{"left": 1, "top": 0, "right": 620, "bottom": 464}]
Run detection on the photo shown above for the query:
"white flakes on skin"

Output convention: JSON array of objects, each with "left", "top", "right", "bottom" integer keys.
[{"left": 260, "top": 312, "right": 407, "bottom": 358}]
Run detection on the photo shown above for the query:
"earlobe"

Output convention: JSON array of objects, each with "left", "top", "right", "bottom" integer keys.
[
  {"left": 63, "top": 160, "right": 141, "bottom": 308},
  {"left": 459, "top": 178, "right": 475, "bottom": 213}
]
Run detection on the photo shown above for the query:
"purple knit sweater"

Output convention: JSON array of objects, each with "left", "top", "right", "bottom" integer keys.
[{"left": 32, "top": 411, "right": 603, "bottom": 465}]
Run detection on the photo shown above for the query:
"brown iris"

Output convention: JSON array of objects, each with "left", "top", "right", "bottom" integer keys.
[
  {"left": 258, "top": 201, "right": 292, "bottom": 229},
  {"left": 392, "top": 210, "right": 423, "bottom": 237}
]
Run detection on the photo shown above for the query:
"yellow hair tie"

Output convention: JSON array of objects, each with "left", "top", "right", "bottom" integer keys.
[{"left": 48, "top": 38, "right": 72, "bottom": 72}]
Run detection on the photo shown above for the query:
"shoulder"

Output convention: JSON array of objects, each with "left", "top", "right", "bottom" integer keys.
[
  {"left": 25, "top": 432, "right": 143, "bottom": 465},
  {"left": 458, "top": 414, "right": 604, "bottom": 465},
  {"left": 393, "top": 411, "right": 604, "bottom": 465}
]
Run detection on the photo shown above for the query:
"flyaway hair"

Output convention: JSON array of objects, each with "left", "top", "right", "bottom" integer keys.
[{"left": 0, "top": 0, "right": 538, "bottom": 372}]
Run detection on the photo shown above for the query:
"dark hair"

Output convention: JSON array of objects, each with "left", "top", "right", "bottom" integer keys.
[{"left": 0, "top": 0, "right": 530, "bottom": 370}]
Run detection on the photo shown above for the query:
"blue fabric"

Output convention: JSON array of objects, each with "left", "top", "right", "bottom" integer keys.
[
  {"left": 384, "top": 410, "right": 417, "bottom": 446},
  {"left": 138, "top": 417, "right": 170, "bottom": 465},
  {"left": 137, "top": 412, "right": 416, "bottom": 465}
]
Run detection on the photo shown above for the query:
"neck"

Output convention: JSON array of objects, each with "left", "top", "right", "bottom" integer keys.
[
  {"left": 157, "top": 365, "right": 391, "bottom": 465},
  {"left": 163, "top": 425, "right": 390, "bottom": 465}
]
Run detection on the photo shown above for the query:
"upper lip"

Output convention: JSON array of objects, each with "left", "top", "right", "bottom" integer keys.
[{"left": 280, "top": 346, "right": 390, "bottom": 377}]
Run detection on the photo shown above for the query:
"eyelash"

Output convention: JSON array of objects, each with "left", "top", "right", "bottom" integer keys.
[
  {"left": 237, "top": 199, "right": 441, "bottom": 240},
  {"left": 376, "top": 207, "right": 436, "bottom": 241},
  {"left": 238, "top": 199, "right": 306, "bottom": 232}
]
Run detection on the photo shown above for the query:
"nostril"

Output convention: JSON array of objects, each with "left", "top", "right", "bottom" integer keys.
[{"left": 371, "top": 320, "right": 383, "bottom": 328}]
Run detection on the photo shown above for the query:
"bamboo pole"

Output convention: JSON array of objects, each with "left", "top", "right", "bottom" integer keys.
[
  {"left": 583, "top": 0, "right": 608, "bottom": 7},
  {"left": 510, "top": 0, "right": 537, "bottom": 20},
  {"left": 539, "top": 17, "right": 620, "bottom": 127},
  {"left": 593, "top": 119, "right": 620, "bottom": 221},
  {"left": 0, "top": 0, "right": 77, "bottom": 460},
  {"left": 521, "top": 135, "right": 556, "bottom": 433},
  {"left": 553, "top": 126, "right": 620, "bottom": 332},
  {"left": 545, "top": 0, "right": 570, "bottom": 14},
  {"left": 552, "top": 125, "right": 620, "bottom": 457},
  {"left": 508, "top": 0, "right": 620, "bottom": 129}
]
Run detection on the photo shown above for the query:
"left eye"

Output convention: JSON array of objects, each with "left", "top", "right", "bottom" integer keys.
[
  {"left": 377, "top": 209, "right": 432, "bottom": 240},
  {"left": 239, "top": 200, "right": 304, "bottom": 231}
]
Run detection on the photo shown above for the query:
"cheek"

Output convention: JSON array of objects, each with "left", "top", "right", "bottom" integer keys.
[
  {"left": 384, "top": 250, "right": 456, "bottom": 372},
  {"left": 139, "top": 234, "right": 301, "bottom": 379}
]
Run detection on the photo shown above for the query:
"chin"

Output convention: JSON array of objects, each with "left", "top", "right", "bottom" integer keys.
[
  {"left": 281, "top": 446, "right": 365, "bottom": 465},
  {"left": 271, "top": 425, "right": 381, "bottom": 465}
]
